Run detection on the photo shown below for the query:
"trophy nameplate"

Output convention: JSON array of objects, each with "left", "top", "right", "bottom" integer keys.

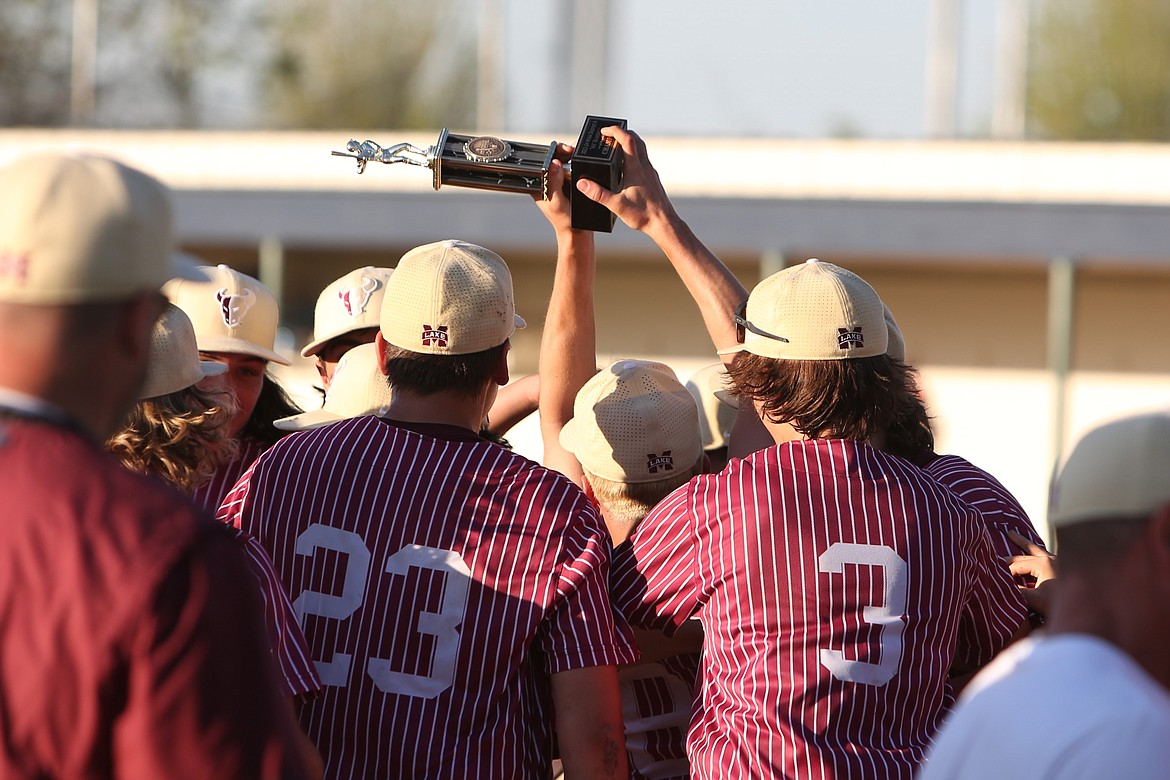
[{"left": 332, "top": 116, "right": 627, "bottom": 233}]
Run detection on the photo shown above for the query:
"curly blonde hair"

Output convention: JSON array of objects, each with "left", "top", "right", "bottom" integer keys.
[{"left": 108, "top": 384, "right": 239, "bottom": 494}]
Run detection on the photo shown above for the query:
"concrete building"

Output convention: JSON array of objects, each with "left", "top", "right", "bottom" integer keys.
[{"left": 6, "top": 129, "right": 1169, "bottom": 537}]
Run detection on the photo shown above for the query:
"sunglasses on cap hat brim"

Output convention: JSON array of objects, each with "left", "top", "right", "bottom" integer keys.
[{"left": 733, "top": 301, "right": 789, "bottom": 346}]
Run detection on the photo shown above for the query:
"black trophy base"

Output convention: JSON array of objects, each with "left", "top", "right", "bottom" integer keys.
[{"left": 570, "top": 115, "right": 627, "bottom": 233}]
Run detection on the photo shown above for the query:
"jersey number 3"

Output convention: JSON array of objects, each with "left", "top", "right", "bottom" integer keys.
[
  {"left": 292, "top": 524, "right": 471, "bottom": 698},
  {"left": 817, "top": 542, "right": 909, "bottom": 687}
]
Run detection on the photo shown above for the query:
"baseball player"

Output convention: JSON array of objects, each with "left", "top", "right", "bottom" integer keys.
[
  {"left": 107, "top": 303, "right": 322, "bottom": 702},
  {"left": 274, "top": 342, "right": 392, "bottom": 432},
  {"left": 166, "top": 264, "right": 302, "bottom": 511},
  {"left": 219, "top": 239, "right": 634, "bottom": 779},
  {"left": 879, "top": 307, "right": 1048, "bottom": 561},
  {"left": 0, "top": 153, "right": 313, "bottom": 778},
  {"left": 303, "top": 264, "right": 540, "bottom": 438},
  {"left": 301, "top": 266, "right": 394, "bottom": 389},
  {"left": 579, "top": 127, "right": 1030, "bottom": 778},
  {"left": 533, "top": 152, "right": 705, "bottom": 779},
  {"left": 921, "top": 412, "right": 1170, "bottom": 779},
  {"left": 685, "top": 363, "right": 736, "bottom": 472}
]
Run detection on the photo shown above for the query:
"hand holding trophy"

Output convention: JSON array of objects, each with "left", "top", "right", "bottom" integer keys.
[{"left": 332, "top": 116, "right": 627, "bottom": 232}]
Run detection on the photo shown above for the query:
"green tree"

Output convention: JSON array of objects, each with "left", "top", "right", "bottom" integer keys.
[
  {"left": 0, "top": 2, "right": 72, "bottom": 126},
  {"left": 0, "top": 0, "right": 256, "bottom": 128},
  {"left": 263, "top": 0, "right": 476, "bottom": 130},
  {"left": 1028, "top": 0, "right": 1170, "bottom": 140}
]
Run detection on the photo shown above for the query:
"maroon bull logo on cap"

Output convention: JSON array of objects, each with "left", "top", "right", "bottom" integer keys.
[
  {"left": 216, "top": 287, "right": 255, "bottom": 328},
  {"left": 338, "top": 275, "right": 381, "bottom": 318}
]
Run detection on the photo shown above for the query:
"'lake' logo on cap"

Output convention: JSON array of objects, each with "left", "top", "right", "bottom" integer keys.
[
  {"left": 421, "top": 325, "right": 449, "bottom": 347},
  {"left": 837, "top": 327, "right": 864, "bottom": 350},
  {"left": 647, "top": 451, "right": 674, "bottom": 474},
  {"left": 216, "top": 288, "right": 255, "bottom": 328},
  {"left": 338, "top": 275, "right": 380, "bottom": 317}
]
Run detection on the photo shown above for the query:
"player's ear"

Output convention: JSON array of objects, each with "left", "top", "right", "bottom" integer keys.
[
  {"left": 490, "top": 340, "right": 511, "bottom": 387},
  {"left": 580, "top": 473, "right": 598, "bottom": 504},
  {"left": 374, "top": 331, "right": 391, "bottom": 377}
]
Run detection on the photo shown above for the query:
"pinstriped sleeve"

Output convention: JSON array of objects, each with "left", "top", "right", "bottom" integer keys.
[
  {"left": 536, "top": 493, "right": 639, "bottom": 673},
  {"left": 609, "top": 482, "right": 702, "bottom": 636},
  {"left": 953, "top": 519, "right": 1030, "bottom": 671}
]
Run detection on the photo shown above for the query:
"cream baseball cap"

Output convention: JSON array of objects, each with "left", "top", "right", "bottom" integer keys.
[
  {"left": 719, "top": 259, "right": 887, "bottom": 361},
  {"left": 1049, "top": 411, "right": 1170, "bottom": 528},
  {"left": 165, "top": 264, "right": 290, "bottom": 365},
  {"left": 560, "top": 360, "right": 703, "bottom": 484},
  {"left": 380, "top": 240, "right": 525, "bottom": 356},
  {"left": 686, "top": 363, "right": 736, "bottom": 451},
  {"left": 275, "top": 343, "right": 391, "bottom": 431},
  {"left": 0, "top": 152, "right": 203, "bottom": 304},
  {"left": 140, "top": 304, "right": 227, "bottom": 400},
  {"left": 301, "top": 266, "right": 394, "bottom": 358},
  {"left": 884, "top": 304, "right": 906, "bottom": 362}
]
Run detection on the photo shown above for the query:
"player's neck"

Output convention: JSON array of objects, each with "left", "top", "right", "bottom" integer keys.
[
  {"left": 380, "top": 386, "right": 491, "bottom": 433},
  {"left": 1049, "top": 569, "right": 1170, "bottom": 691}
]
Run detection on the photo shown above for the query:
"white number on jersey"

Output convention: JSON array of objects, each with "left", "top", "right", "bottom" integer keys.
[
  {"left": 367, "top": 545, "right": 471, "bottom": 698},
  {"left": 292, "top": 525, "right": 470, "bottom": 696},
  {"left": 293, "top": 524, "right": 371, "bottom": 686},
  {"left": 817, "top": 542, "right": 908, "bottom": 687}
]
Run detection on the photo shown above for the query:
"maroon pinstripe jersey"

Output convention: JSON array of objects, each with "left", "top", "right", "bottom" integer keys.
[
  {"left": 231, "top": 528, "right": 322, "bottom": 700},
  {"left": 218, "top": 415, "right": 636, "bottom": 780},
  {"left": 191, "top": 437, "right": 266, "bottom": 514},
  {"left": 621, "top": 651, "right": 699, "bottom": 780},
  {"left": 924, "top": 453, "right": 1047, "bottom": 558},
  {"left": 611, "top": 438, "right": 1028, "bottom": 780},
  {"left": 183, "top": 436, "right": 320, "bottom": 700}
]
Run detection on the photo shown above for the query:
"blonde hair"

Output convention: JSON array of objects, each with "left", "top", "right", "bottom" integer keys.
[
  {"left": 108, "top": 384, "right": 239, "bottom": 493},
  {"left": 585, "top": 458, "right": 704, "bottom": 527}
]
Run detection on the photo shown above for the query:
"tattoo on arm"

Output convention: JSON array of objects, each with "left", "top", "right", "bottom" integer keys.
[{"left": 604, "top": 735, "right": 621, "bottom": 777}]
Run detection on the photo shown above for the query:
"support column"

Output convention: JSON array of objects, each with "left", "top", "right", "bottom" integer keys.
[
  {"left": 258, "top": 236, "right": 288, "bottom": 352},
  {"left": 1046, "top": 255, "right": 1076, "bottom": 540},
  {"left": 758, "top": 248, "right": 786, "bottom": 282}
]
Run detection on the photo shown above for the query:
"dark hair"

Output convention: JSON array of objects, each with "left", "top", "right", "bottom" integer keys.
[
  {"left": 240, "top": 373, "right": 303, "bottom": 446},
  {"left": 382, "top": 342, "right": 506, "bottom": 399},
  {"left": 879, "top": 360, "right": 936, "bottom": 464},
  {"left": 727, "top": 352, "right": 930, "bottom": 445}
]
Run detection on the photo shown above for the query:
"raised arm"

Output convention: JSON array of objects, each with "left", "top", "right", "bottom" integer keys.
[
  {"left": 575, "top": 126, "right": 749, "bottom": 358},
  {"left": 486, "top": 373, "right": 540, "bottom": 437},
  {"left": 536, "top": 149, "right": 597, "bottom": 485}
]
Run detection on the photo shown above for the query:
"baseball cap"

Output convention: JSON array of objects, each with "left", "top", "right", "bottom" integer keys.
[
  {"left": 719, "top": 259, "right": 887, "bottom": 361},
  {"left": 686, "top": 363, "right": 736, "bottom": 451},
  {"left": 0, "top": 152, "right": 203, "bottom": 304},
  {"left": 560, "top": 360, "right": 703, "bottom": 484},
  {"left": 275, "top": 343, "right": 391, "bottom": 431},
  {"left": 884, "top": 304, "right": 906, "bottom": 362},
  {"left": 1049, "top": 411, "right": 1170, "bottom": 528},
  {"left": 140, "top": 304, "right": 227, "bottom": 400},
  {"left": 301, "top": 266, "right": 394, "bottom": 358},
  {"left": 380, "top": 239, "right": 525, "bottom": 356},
  {"left": 165, "top": 264, "right": 290, "bottom": 365}
]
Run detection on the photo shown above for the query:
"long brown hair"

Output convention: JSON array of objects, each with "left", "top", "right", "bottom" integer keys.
[
  {"left": 727, "top": 352, "right": 933, "bottom": 450},
  {"left": 108, "top": 383, "right": 239, "bottom": 493}
]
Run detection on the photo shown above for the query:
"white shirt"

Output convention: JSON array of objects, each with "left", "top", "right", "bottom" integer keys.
[{"left": 919, "top": 633, "right": 1170, "bottom": 779}]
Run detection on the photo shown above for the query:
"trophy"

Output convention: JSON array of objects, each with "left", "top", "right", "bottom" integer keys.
[{"left": 332, "top": 115, "right": 627, "bottom": 233}]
